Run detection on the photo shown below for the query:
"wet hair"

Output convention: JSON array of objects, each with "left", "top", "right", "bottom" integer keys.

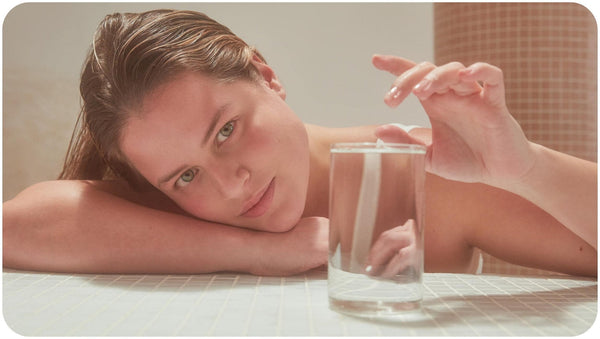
[{"left": 59, "top": 9, "right": 266, "bottom": 189}]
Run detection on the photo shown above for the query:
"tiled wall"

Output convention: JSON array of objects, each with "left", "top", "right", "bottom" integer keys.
[
  {"left": 434, "top": 3, "right": 597, "bottom": 275},
  {"left": 435, "top": 3, "right": 597, "bottom": 162}
]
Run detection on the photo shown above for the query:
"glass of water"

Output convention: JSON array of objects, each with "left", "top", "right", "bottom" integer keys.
[{"left": 328, "top": 142, "right": 426, "bottom": 318}]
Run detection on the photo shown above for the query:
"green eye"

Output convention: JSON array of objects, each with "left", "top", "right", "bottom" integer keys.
[
  {"left": 216, "top": 121, "right": 235, "bottom": 144},
  {"left": 180, "top": 170, "right": 195, "bottom": 182},
  {"left": 175, "top": 169, "right": 196, "bottom": 188}
]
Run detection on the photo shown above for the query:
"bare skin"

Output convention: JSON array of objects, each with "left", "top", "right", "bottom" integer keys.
[
  {"left": 3, "top": 55, "right": 597, "bottom": 277},
  {"left": 305, "top": 124, "right": 596, "bottom": 276},
  {"left": 3, "top": 123, "right": 596, "bottom": 276}
]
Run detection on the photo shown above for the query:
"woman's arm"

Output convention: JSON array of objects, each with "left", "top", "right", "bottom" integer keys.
[
  {"left": 424, "top": 174, "right": 597, "bottom": 277},
  {"left": 373, "top": 55, "right": 597, "bottom": 252},
  {"left": 2, "top": 180, "right": 328, "bottom": 275},
  {"left": 506, "top": 143, "right": 597, "bottom": 250}
]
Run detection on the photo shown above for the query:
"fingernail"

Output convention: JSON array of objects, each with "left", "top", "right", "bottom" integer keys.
[
  {"left": 387, "top": 86, "right": 402, "bottom": 100},
  {"left": 413, "top": 79, "right": 431, "bottom": 93}
]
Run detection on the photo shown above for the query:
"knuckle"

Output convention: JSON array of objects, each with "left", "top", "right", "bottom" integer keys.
[
  {"left": 447, "top": 61, "right": 465, "bottom": 69},
  {"left": 470, "top": 61, "right": 487, "bottom": 69},
  {"left": 418, "top": 61, "right": 435, "bottom": 69}
]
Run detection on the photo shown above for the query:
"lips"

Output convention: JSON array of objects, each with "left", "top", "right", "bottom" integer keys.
[{"left": 240, "top": 178, "right": 275, "bottom": 218}]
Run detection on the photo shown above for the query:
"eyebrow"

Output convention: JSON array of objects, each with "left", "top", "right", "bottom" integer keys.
[
  {"left": 157, "top": 104, "right": 230, "bottom": 188},
  {"left": 202, "top": 104, "right": 229, "bottom": 146},
  {"left": 157, "top": 164, "right": 189, "bottom": 188}
]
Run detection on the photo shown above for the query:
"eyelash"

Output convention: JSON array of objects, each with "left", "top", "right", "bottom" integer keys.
[
  {"left": 216, "top": 120, "right": 236, "bottom": 146},
  {"left": 175, "top": 168, "right": 198, "bottom": 189},
  {"left": 174, "top": 120, "right": 236, "bottom": 189}
]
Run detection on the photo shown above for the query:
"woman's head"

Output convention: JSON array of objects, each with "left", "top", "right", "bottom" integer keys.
[
  {"left": 61, "top": 9, "right": 310, "bottom": 230},
  {"left": 65, "top": 10, "right": 265, "bottom": 183}
]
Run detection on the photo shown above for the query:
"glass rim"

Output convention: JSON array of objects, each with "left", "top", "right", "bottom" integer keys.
[{"left": 330, "top": 142, "right": 426, "bottom": 153}]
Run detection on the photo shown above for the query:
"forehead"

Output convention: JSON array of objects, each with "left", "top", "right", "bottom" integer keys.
[
  {"left": 119, "top": 73, "right": 220, "bottom": 177},
  {"left": 140, "top": 73, "right": 219, "bottom": 116},
  {"left": 125, "top": 73, "right": 217, "bottom": 140},
  {"left": 118, "top": 72, "right": 261, "bottom": 183}
]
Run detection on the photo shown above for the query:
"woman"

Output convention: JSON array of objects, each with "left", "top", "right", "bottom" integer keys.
[{"left": 3, "top": 9, "right": 597, "bottom": 276}]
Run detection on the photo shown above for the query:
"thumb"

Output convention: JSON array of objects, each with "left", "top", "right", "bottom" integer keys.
[{"left": 374, "top": 124, "right": 428, "bottom": 146}]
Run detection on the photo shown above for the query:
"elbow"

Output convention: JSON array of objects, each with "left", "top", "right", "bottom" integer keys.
[
  {"left": 3, "top": 198, "right": 29, "bottom": 270},
  {"left": 2, "top": 180, "right": 82, "bottom": 272},
  {"left": 581, "top": 244, "right": 597, "bottom": 278}
]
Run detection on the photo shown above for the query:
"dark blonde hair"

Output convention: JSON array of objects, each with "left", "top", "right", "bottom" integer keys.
[{"left": 59, "top": 9, "right": 266, "bottom": 188}]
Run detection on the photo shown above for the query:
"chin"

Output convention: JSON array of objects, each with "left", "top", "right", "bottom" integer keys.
[{"left": 256, "top": 202, "right": 303, "bottom": 233}]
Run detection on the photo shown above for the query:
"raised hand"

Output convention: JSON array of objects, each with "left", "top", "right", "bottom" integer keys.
[{"left": 373, "top": 55, "right": 534, "bottom": 188}]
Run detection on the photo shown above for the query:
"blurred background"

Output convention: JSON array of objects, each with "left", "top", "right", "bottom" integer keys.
[
  {"left": 2, "top": 2, "right": 597, "bottom": 275},
  {"left": 3, "top": 2, "right": 434, "bottom": 200}
]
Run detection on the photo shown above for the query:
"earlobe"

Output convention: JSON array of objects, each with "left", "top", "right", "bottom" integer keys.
[{"left": 250, "top": 54, "right": 287, "bottom": 100}]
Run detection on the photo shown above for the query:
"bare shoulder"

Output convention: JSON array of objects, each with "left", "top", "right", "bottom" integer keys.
[
  {"left": 423, "top": 174, "right": 482, "bottom": 273},
  {"left": 305, "top": 123, "right": 380, "bottom": 144}
]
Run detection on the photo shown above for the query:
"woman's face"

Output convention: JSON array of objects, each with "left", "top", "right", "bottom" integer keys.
[{"left": 120, "top": 70, "right": 310, "bottom": 232}]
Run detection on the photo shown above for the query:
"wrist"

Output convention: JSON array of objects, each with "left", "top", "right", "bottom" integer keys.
[
  {"left": 506, "top": 142, "right": 558, "bottom": 200},
  {"left": 240, "top": 229, "right": 270, "bottom": 275},
  {"left": 494, "top": 142, "right": 598, "bottom": 250},
  {"left": 484, "top": 141, "right": 540, "bottom": 195}
]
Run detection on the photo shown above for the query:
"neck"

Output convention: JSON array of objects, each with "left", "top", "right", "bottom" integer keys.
[{"left": 302, "top": 124, "right": 379, "bottom": 218}]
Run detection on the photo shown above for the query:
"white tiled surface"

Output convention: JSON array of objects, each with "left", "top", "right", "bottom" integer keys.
[{"left": 3, "top": 268, "right": 597, "bottom": 336}]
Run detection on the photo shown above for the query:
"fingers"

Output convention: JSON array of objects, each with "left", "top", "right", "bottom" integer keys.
[
  {"left": 384, "top": 61, "right": 436, "bottom": 107},
  {"left": 365, "top": 220, "right": 416, "bottom": 277},
  {"left": 367, "top": 244, "right": 416, "bottom": 278},
  {"left": 380, "top": 246, "right": 414, "bottom": 278},
  {"left": 374, "top": 57, "right": 503, "bottom": 107},
  {"left": 374, "top": 124, "right": 427, "bottom": 146},
  {"left": 372, "top": 54, "right": 417, "bottom": 76},
  {"left": 412, "top": 61, "right": 481, "bottom": 101},
  {"left": 459, "top": 62, "right": 506, "bottom": 107},
  {"left": 366, "top": 226, "right": 412, "bottom": 275},
  {"left": 372, "top": 55, "right": 433, "bottom": 107}
]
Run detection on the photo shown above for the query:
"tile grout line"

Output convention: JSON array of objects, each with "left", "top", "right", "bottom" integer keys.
[
  {"left": 38, "top": 275, "right": 143, "bottom": 336},
  {"left": 458, "top": 275, "right": 540, "bottom": 335},
  {"left": 136, "top": 275, "right": 193, "bottom": 336},
  {"left": 14, "top": 274, "right": 72, "bottom": 310},
  {"left": 102, "top": 275, "right": 170, "bottom": 335},
  {"left": 206, "top": 275, "right": 240, "bottom": 336},
  {"left": 501, "top": 276, "right": 582, "bottom": 335},
  {"left": 276, "top": 276, "right": 285, "bottom": 336},
  {"left": 304, "top": 274, "right": 316, "bottom": 336},
  {"left": 241, "top": 276, "right": 261, "bottom": 336},
  {"left": 172, "top": 274, "right": 216, "bottom": 336}
]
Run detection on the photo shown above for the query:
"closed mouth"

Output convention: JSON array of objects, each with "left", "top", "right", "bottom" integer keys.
[{"left": 240, "top": 178, "right": 275, "bottom": 218}]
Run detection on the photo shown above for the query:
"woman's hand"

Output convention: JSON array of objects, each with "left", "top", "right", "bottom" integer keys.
[
  {"left": 373, "top": 55, "right": 534, "bottom": 188},
  {"left": 252, "top": 217, "right": 329, "bottom": 276},
  {"left": 365, "top": 219, "right": 419, "bottom": 279}
]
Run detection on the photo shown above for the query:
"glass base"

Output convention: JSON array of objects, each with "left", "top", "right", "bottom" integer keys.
[{"left": 329, "top": 297, "right": 422, "bottom": 319}]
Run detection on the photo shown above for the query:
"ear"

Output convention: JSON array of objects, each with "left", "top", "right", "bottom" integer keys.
[{"left": 250, "top": 54, "right": 286, "bottom": 100}]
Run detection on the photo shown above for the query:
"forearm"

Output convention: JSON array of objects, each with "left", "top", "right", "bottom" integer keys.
[
  {"left": 3, "top": 180, "right": 263, "bottom": 274},
  {"left": 501, "top": 143, "right": 597, "bottom": 250}
]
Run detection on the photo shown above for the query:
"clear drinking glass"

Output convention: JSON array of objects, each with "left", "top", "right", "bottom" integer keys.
[{"left": 328, "top": 142, "right": 426, "bottom": 318}]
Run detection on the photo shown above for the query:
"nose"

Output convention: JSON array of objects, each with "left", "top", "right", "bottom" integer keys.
[{"left": 207, "top": 161, "right": 250, "bottom": 199}]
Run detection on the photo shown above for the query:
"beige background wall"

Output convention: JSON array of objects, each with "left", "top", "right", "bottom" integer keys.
[
  {"left": 3, "top": 2, "right": 434, "bottom": 201},
  {"left": 435, "top": 3, "right": 597, "bottom": 163}
]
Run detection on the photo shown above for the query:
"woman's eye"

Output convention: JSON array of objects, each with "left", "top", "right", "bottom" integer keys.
[
  {"left": 216, "top": 121, "right": 235, "bottom": 144},
  {"left": 175, "top": 169, "right": 196, "bottom": 188}
]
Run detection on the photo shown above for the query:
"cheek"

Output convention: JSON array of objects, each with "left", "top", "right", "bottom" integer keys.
[{"left": 239, "top": 126, "right": 280, "bottom": 163}]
